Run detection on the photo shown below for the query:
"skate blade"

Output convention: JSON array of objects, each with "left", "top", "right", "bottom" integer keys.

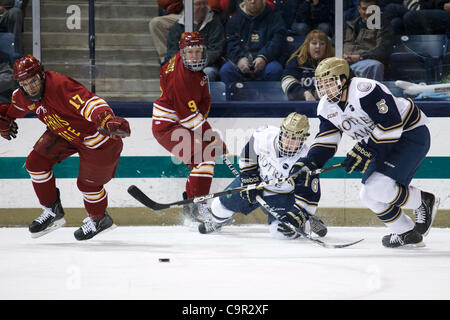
[
  {"left": 423, "top": 196, "right": 440, "bottom": 237},
  {"left": 30, "top": 218, "right": 66, "bottom": 239},
  {"left": 393, "top": 241, "right": 426, "bottom": 249},
  {"left": 96, "top": 224, "right": 117, "bottom": 237}
]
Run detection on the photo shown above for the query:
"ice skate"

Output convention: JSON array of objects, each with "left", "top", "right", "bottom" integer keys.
[
  {"left": 182, "top": 192, "right": 204, "bottom": 223},
  {"left": 382, "top": 229, "right": 425, "bottom": 248},
  {"left": 413, "top": 191, "right": 440, "bottom": 237},
  {"left": 198, "top": 205, "right": 233, "bottom": 234},
  {"left": 29, "top": 188, "right": 66, "bottom": 238},
  {"left": 74, "top": 211, "right": 116, "bottom": 241}
]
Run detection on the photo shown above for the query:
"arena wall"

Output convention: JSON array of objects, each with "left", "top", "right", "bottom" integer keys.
[{"left": 1, "top": 101, "right": 449, "bottom": 227}]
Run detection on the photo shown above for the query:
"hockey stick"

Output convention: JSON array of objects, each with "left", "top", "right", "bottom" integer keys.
[
  {"left": 255, "top": 195, "right": 364, "bottom": 248},
  {"left": 97, "top": 127, "right": 130, "bottom": 138},
  {"left": 127, "top": 163, "right": 345, "bottom": 211},
  {"left": 222, "top": 154, "right": 239, "bottom": 177}
]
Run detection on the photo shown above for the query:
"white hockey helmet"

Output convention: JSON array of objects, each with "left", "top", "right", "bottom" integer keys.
[{"left": 278, "top": 112, "right": 310, "bottom": 157}]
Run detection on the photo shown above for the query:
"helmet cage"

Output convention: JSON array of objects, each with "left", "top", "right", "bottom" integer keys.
[
  {"left": 277, "top": 131, "right": 308, "bottom": 157},
  {"left": 277, "top": 112, "right": 310, "bottom": 157},
  {"left": 17, "top": 73, "right": 45, "bottom": 102},
  {"left": 315, "top": 75, "right": 343, "bottom": 104},
  {"left": 180, "top": 45, "right": 207, "bottom": 72}
]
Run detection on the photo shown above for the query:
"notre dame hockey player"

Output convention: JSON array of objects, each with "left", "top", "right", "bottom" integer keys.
[{"left": 304, "top": 57, "right": 439, "bottom": 248}]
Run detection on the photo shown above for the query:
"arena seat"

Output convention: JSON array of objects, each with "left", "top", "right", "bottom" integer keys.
[
  {"left": 0, "top": 32, "right": 20, "bottom": 67},
  {"left": 387, "top": 34, "right": 448, "bottom": 83},
  {"left": 209, "top": 81, "right": 226, "bottom": 101},
  {"left": 228, "top": 81, "right": 288, "bottom": 101}
]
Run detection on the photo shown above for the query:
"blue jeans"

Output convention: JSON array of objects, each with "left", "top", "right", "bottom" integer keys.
[
  {"left": 403, "top": 9, "right": 450, "bottom": 35},
  {"left": 291, "top": 22, "right": 332, "bottom": 37},
  {"left": 383, "top": 3, "right": 408, "bottom": 35},
  {"left": 350, "top": 59, "right": 384, "bottom": 81},
  {"left": 219, "top": 60, "right": 284, "bottom": 88}
]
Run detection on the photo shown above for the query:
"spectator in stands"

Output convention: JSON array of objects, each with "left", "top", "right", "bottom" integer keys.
[
  {"left": 272, "top": 0, "right": 297, "bottom": 36},
  {"left": 220, "top": 0, "right": 274, "bottom": 23},
  {"left": 343, "top": 0, "right": 395, "bottom": 81},
  {"left": 149, "top": 0, "right": 184, "bottom": 65},
  {"left": 0, "top": 53, "right": 15, "bottom": 104},
  {"left": 219, "top": 0, "right": 286, "bottom": 88},
  {"left": 290, "top": 0, "right": 334, "bottom": 38},
  {"left": 383, "top": 1, "right": 423, "bottom": 35},
  {"left": 165, "top": 0, "right": 225, "bottom": 81},
  {"left": 281, "top": 29, "right": 334, "bottom": 101},
  {"left": 0, "top": 0, "right": 23, "bottom": 37},
  {"left": 403, "top": 0, "right": 450, "bottom": 35}
]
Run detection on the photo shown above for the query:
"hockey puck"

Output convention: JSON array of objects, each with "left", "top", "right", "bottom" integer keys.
[{"left": 159, "top": 258, "right": 170, "bottom": 262}]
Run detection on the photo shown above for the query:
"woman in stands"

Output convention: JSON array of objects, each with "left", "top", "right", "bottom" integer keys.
[{"left": 281, "top": 29, "right": 334, "bottom": 101}]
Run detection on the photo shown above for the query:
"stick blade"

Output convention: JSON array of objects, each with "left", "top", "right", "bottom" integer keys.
[
  {"left": 127, "top": 185, "right": 170, "bottom": 210},
  {"left": 320, "top": 238, "right": 365, "bottom": 249}
]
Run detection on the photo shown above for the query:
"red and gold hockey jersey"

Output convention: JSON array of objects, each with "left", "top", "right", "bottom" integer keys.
[
  {"left": 152, "top": 51, "right": 211, "bottom": 131},
  {"left": 7, "top": 71, "right": 113, "bottom": 149}
]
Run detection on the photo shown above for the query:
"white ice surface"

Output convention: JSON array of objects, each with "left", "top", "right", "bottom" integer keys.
[{"left": 0, "top": 225, "right": 449, "bottom": 300}]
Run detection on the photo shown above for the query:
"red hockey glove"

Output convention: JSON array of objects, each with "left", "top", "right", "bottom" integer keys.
[
  {"left": 96, "top": 110, "right": 130, "bottom": 139},
  {"left": 0, "top": 115, "right": 18, "bottom": 140}
]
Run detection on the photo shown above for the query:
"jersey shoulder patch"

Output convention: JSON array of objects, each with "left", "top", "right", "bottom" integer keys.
[{"left": 357, "top": 81, "right": 373, "bottom": 92}]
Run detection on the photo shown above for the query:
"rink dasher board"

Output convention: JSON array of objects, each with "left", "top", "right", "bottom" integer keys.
[{"left": 0, "top": 118, "right": 449, "bottom": 209}]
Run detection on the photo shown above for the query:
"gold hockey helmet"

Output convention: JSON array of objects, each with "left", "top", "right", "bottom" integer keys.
[
  {"left": 314, "top": 57, "right": 350, "bottom": 103},
  {"left": 278, "top": 112, "right": 310, "bottom": 157}
]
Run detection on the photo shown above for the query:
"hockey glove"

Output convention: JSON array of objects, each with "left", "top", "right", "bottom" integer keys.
[
  {"left": 276, "top": 221, "right": 300, "bottom": 238},
  {"left": 343, "top": 141, "right": 376, "bottom": 173},
  {"left": 0, "top": 115, "right": 18, "bottom": 140},
  {"left": 239, "top": 173, "right": 262, "bottom": 204},
  {"left": 289, "top": 159, "right": 318, "bottom": 188},
  {"left": 96, "top": 110, "right": 131, "bottom": 139},
  {"left": 278, "top": 204, "right": 308, "bottom": 233}
]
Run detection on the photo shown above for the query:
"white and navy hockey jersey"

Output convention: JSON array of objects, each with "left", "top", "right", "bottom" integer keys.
[
  {"left": 239, "top": 125, "right": 320, "bottom": 214},
  {"left": 308, "top": 77, "right": 428, "bottom": 167}
]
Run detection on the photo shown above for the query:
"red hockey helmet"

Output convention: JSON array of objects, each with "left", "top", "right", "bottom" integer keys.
[
  {"left": 13, "top": 55, "right": 44, "bottom": 81},
  {"left": 13, "top": 55, "right": 45, "bottom": 101},
  {"left": 178, "top": 32, "right": 207, "bottom": 71}
]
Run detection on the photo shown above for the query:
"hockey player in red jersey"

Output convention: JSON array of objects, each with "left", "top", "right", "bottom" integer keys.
[
  {"left": 152, "top": 32, "right": 226, "bottom": 223},
  {"left": 0, "top": 55, "right": 131, "bottom": 240}
]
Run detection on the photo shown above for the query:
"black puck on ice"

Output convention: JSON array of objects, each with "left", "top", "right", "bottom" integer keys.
[{"left": 159, "top": 258, "right": 170, "bottom": 262}]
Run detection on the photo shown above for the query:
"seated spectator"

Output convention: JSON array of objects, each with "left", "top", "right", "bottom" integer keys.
[
  {"left": 149, "top": 0, "right": 184, "bottom": 65},
  {"left": 383, "top": 0, "right": 422, "bottom": 35},
  {"left": 220, "top": 0, "right": 274, "bottom": 24},
  {"left": 290, "top": 0, "right": 334, "bottom": 38},
  {"left": 343, "top": 0, "right": 395, "bottom": 81},
  {"left": 403, "top": 0, "right": 450, "bottom": 35},
  {"left": 281, "top": 29, "right": 334, "bottom": 101},
  {"left": 165, "top": 0, "right": 225, "bottom": 81},
  {"left": 219, "top": 0, "right": 286, "bottom": 88},
  {"left": 0, "top": 53, "right": 15, "bottom": 105},
  {"left": 0, "top": 0, "right": 23, "bottom": 37},
  {"left": 344, "top": 0, "right": 360, "bottom": 22}
]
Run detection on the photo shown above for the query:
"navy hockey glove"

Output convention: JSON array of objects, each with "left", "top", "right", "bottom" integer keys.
[
  {"left": 278, "top": 204, "right": 308, "bottom": 232},
  {"left": 0, "top": 115, "right": 18, "bottom": 140},
  {"left": 289, "top": 159, "right": 318, "bottom": 188},
  {"left": 239, "top": 173, "right": 262, "bottom": 204},
  {"left": 344, "top": 141, "right": 376, "bottom": 173},
  {"left": 276, "top": 222, "right": 300, "bottom": 238}
]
